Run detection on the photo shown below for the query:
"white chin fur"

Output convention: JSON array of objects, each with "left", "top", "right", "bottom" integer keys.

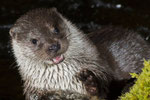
[{"left": 44, "top": 60, "right": 54, "bottom": 65}]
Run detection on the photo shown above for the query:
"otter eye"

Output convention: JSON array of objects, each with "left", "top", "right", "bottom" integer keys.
[
  {"left": 31, "top": 39, "right": 38, "bottom": 45},
  {"left": 53, "top": 27, "right": 59, "bottom": 34}
]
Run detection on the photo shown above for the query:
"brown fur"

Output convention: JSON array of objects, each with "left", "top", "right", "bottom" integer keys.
[{"left": 89, "top": 26, "right": 150, "bottom": 80}]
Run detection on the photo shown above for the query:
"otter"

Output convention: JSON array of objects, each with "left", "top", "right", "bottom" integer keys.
[
  {"left": 10, "top": 8, "right": 111, "bottom": 100},
  {"left": 10, "top": 8, "right": 150, "bottom": 100}
]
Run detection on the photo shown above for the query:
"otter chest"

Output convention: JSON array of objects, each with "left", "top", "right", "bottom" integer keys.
[{"left": 23, "top": 61, "right": 87, "bottom": 94}]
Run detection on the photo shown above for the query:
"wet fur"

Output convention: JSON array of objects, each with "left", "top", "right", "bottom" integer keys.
[
  {"left": 89, "top": 26, "right": 150, "bottom": 80},
  {"left": 89, "top": 26, "right": 150, "bottom": 99}
]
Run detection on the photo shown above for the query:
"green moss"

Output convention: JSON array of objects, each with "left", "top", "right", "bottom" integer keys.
[{"left": 120, "top": 60, "right": 150, "bottom": 100}]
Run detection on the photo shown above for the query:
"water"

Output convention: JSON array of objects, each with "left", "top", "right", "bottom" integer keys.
[{"left": 0, "top": 0, "right": 150, "bottom": 99}]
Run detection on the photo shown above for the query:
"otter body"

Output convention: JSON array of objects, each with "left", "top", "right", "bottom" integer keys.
[
  {"left": 89, "top": 27, "right": 150, "bottom": 80},
  {"left": 10, "top": 8, "right": 150, "bottom": 100},
  {"left": 89, "top": 27, "right": 150, "bottom": 99}
]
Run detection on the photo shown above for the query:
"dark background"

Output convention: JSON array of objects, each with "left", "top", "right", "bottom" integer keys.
[{"left": 1, "top": 0, "right": 150, "bottom": 99}]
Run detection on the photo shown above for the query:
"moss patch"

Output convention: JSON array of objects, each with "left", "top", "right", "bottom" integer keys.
[{"left": 120, "top": 60, "right": 150, "bottom": 100}]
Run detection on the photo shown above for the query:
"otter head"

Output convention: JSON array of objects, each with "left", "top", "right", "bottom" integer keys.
[{"left": 10, "top": 8, "right": 69, "bottom": 65}]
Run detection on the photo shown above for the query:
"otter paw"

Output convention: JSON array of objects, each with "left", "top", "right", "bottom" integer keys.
[{"left": 78, "top": 69, "right": 99, "bottom": 95}]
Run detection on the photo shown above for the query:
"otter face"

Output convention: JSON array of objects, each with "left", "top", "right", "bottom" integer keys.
[{"left": 10, "top": 8, "right": 69, "bottom": 65}]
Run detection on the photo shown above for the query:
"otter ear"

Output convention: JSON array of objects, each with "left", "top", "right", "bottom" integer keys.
[{"left": 9, "top": 26, "right": 20, "bottom": 39}]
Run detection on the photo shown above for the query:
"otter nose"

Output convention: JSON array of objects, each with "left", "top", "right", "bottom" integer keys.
[{"left": 48, "top": 43, "right": 61, "bottom": 52}]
